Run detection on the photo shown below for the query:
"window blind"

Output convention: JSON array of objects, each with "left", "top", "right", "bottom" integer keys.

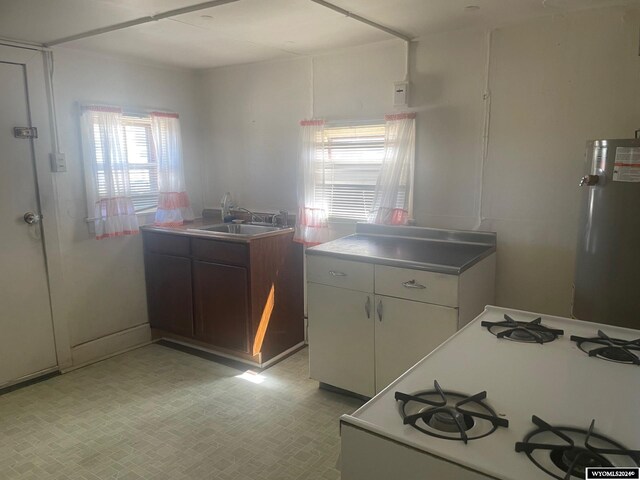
[
  {"left": 314, "top": 123, "right": 386, "bottom": 221},
  {"left": 93, "top": 114, "right": 159, "bottom": 212}
]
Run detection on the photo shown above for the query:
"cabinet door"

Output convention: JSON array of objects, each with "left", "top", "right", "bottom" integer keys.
[
  {"left": 375, "top": 296, "right": 457, "bottom": 393},
  {"left": 308, "top": 283, "right": 375, "bottom": 397},
  {"left": 193, "top": 260, "right": 249, "bottom": 352},
  {"left": 144, "top": 252, "right": 194, "bottom": 337}
]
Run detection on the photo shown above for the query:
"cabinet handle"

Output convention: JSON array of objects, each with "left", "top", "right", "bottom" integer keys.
[
  {"left": 329, "top": 270, "right": 347, "bottom": 277},
  {"left": 377, "top": 300, "right": 383, "bottom": 322},
  {"left": 365, "top": 296, "right": 371, "bottom": 319},
  {"left": 402, "top": 279, "right": 426, "bottom": 289}
]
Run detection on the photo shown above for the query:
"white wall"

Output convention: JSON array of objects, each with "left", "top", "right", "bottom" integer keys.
[
  {"left": 484, "top": 7, "right": 640, "bottom": 315},
  {"left": 200, "top": 56, "right": 310, "bottom": 213},
  {"left": 8, "top": 4, "right": 633, "bottom": 373},
  {"left": 50, "top": 48, "right": 203, "bottom": 362},
  {"left": 199, "top": 5, "right": 640, "bottom": 317}
]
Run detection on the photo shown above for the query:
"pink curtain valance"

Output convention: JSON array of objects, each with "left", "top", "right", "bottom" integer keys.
[
  {"left": 384, "top": 112, "right": 416, "bottom": 121},
  {"left": 82, "top": 105, "right": 122, "bottom": 113},
  {"left": 151, "top": 111, "right": 179, "bottom": 119},
  {"left": 300, "top": 119, "right": 325, "bottom": 127}
]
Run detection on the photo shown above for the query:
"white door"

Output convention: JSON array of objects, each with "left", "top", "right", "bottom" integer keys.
[
  {"left": 308, "top": 283, "right": 375, "bottom": 397},
  {"left": 0, "top": 61, "right": 58, "bottom": 387},
  {"left": 374, "top": 296, "right": 457, "bottom": 393}
]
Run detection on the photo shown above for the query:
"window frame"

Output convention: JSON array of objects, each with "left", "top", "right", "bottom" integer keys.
[
  {"left": 81, "top": 105, "right": 161, "bottom": 222},
  {"left": 316, "top": 120, "right": 387, "bottom": 223}
]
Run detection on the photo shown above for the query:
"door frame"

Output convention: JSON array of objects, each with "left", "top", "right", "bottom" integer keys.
[{"left": 0, "top": 43, "right": 71, "bottom": 370}]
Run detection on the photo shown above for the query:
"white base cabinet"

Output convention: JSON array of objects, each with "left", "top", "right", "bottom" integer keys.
[
  {"left": 308, "top": 283, "right": 375, "bottom": 397},
  {"left": 374, "top": 296, "right": 457, "bottom": 392},
  {"left": 307, "top": 254, "right": 495, "bottom": 396}
]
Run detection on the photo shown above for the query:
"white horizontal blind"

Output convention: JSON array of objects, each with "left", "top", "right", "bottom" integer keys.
[
  {"left": 93, "top": 114, "right": 159, "bottom": 212},
  {"left": 314, "top": 123, "right": 386, "bottom": 221}
]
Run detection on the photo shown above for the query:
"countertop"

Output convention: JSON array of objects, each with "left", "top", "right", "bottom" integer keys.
[
  {"left": 306, "top": 224, "right": 496, "bottom": 275},
  {"left": 140, "top": 218, "right": 294, "bottom": 243}
]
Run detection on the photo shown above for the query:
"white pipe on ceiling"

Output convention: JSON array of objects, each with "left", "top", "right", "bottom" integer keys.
[
  {"left": 45, "top": 0, "right": 241, "bottom": 47},
  {"left": 308, "top": 0, "right": 413, "bottom": 42}
]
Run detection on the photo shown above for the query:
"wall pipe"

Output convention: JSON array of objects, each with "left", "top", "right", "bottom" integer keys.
[
  {"left": 45, "top": 0, "right": 241, "bottom": 46},
  {"left": 309, "top": 0, "right": 413, "bottom": 43}
]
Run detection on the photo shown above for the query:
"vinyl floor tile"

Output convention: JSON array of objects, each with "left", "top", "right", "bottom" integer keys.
[{"left": 0, "top": 345, "right": 362, "bottom": 479}]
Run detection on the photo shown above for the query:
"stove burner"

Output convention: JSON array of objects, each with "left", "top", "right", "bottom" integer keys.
[
  {"left": 570, "top": 330, "right": 640, "bottom": 365},
  {"left": 395, "top": 380, "right": 508, "bottom": 443},
  {"left": 481, "top": 314, "right": 564, "bottom": 344},
  {"left": 549, "top": 447, "right": 611, "bottom": 479},
  {"left": 426, "top": 410, "right": 474, "bottom": 433},
  {"left": 515, "top": 415, "right": 640, "bottom": 480}
]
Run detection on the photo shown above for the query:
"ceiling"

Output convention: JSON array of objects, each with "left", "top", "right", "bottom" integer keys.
[{"left": 0, "top": 0, "right": 637, "bottom": 69}]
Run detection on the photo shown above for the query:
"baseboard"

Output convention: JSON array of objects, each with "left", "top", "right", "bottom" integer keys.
[
  {"left": 156, "top": 338, "right": 306, "bottom": 370},
  {"left": 260, "top": 342, "right": 306, "bottom": 368},
  {"left": 156, "top": 340, "right": 254, "bottom": 372},
  {"left": 66, "top": 323, "right": 151, "bottom": 371},
  {"left": 0, "top": 367, "right": 60, "bottom": 394}
]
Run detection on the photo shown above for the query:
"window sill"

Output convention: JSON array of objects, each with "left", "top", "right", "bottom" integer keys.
[
  {"left": 85, "top": 209, "right": 157, "bottom": 235},
  {"left": 327, "top": 218, "right": 366, "bottom": 225}
]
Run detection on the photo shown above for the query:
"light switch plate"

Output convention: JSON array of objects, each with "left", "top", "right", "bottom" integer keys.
[{"left": 50, "top": 152, "right": 67, "bottom": 172}]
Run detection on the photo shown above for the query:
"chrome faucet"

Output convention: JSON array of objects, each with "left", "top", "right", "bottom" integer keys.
[
  {"left": 221, "top": 192, "right": 234, "bottom": 220},
  {"left": 235, "top": 207, "right": 267, "bottom": 224},
  {"left": 276, "top": 210, "right": 289, "bottom": 228}
]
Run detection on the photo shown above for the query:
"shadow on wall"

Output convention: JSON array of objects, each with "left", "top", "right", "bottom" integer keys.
[
  {"left": 410, "top": 72, "right": 445, "bottom": 107},
  {"left": 487, "top": 218, "right": 578, "bottom": 318}
]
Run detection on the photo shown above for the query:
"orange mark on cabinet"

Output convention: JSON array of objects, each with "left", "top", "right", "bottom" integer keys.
[{"left": 253, "top": 284, "right": 275, "bottom": 356}]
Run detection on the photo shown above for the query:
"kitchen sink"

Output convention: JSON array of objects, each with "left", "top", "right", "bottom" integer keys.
[{"left": 193, "top": 223, "right": 281, "bottom": 235}]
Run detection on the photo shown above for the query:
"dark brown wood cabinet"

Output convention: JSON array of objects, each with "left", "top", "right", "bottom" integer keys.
[
  {"left": 144, "top": 252, "right": 194, "bottom": 338},
  {"left": 142, "top": 228, "right": 304, "bottom": 366},
  {"left": 193, "top": 260, "right": 249, "bottom": 352}
]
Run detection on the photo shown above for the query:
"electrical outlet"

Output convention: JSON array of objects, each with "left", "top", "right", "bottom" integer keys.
[{"left": 50, "top": 153, "right": 67, "bottom": 172}]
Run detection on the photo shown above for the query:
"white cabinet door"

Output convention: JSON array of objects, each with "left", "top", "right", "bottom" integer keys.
[
  {"left": 308, "top": 283, "right": 375, "bottom": 397},
  {"left": 374, "top": 296, "right": 457, "bottom": 393}
]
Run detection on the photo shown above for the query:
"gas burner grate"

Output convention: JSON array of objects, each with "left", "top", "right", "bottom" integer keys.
[
  {"left": 395, "top": 380, "right": 508, "bottom": 443},
  {"left": 515, "top": 415, "right": 640, "bottom": 480},
  {"left": 481, "top": 314, "right": 564, "bottom": 344},
  {"left": 570, "top": 330, "right": 640, "bottom": 365}
]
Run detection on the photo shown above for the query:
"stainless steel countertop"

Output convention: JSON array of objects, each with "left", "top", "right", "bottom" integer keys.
[
  {"left": 306, "top": 224, "right": 496, "bottom": 275},
  {"left": 140, "top": 219, "right": 294, "bottom": 243}
]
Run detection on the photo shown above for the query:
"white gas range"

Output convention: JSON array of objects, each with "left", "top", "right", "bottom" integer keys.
[{"left": 340, "top": 306, "right": 640, "bottom": 480}]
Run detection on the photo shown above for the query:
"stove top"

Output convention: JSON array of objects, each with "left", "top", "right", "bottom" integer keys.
[
  {"left": 482, "top": 314, "right": 564, "bottom": 343},
  {"left": 395, "top": 380, "right": 509, "bottom": 443},
  {"left": 516, "top": 415, "right": 640, "bottom": 480},
  {"left": 571, "top": 330, "right": 640, "bottom": 365},
  {"left": 340, "top": 306, "right": 640, "bottom": 480}
]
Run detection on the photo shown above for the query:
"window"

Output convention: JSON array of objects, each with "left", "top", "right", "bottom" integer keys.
[
  {"left": 314, "top": 123, "right": 386, "bottom": 221},
  {"left": 91, "top": 114, "right": 159, "bottom": 212}
]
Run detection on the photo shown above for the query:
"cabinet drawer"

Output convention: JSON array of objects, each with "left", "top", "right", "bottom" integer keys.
[
  {"left": 375, "top": 265, "right": 458, "bottom": 307},
  {"left": 143, "top": 231, "right": 190, "bottom": 256},
  {"left": 191, "top": 238, "right": 248, "bottom": 266},
  {"left": 307, "top": 255, "right": 373, "bottom": 292}
]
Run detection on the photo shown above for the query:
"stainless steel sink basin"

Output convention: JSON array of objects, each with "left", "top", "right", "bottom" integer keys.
[{"left": 194, "top": 223, "right": 281, "bottom": 235}]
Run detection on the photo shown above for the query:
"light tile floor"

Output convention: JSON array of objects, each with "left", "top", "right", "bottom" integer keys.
[{"left": 0, "top": 345, "right": 363, "bottom": 480}]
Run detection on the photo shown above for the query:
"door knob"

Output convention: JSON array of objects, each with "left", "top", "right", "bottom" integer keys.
[{"left": 23, "top": 212, "right": 41, "bottom": 225}]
